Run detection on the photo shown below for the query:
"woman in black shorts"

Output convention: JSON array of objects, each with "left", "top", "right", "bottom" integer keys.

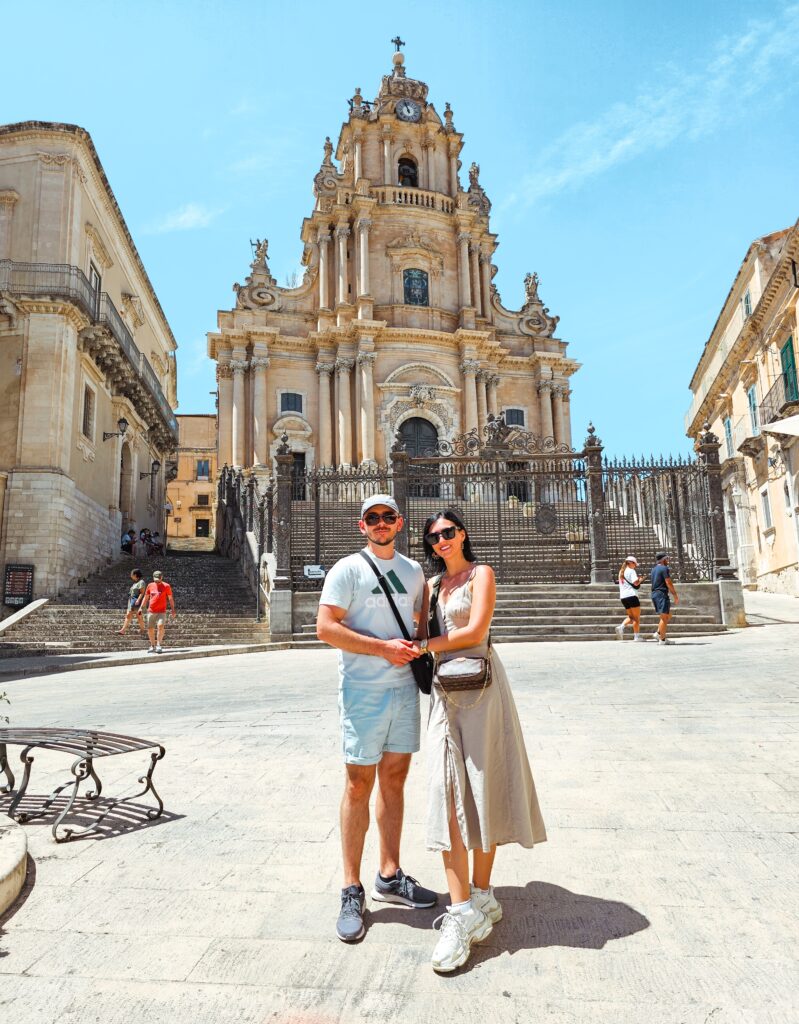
[{"left": 615, "top": 556, "right": 643, "bottom": 641}]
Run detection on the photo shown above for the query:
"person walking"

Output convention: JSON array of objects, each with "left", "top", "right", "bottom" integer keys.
[
  {"left": 117, "top": 568, "right": 146, "bottom": 636},
  {"left": 615, "top": 555, "right": 644, "bottom": 641},
  {"left": 650, "top": 552, "right": 679, "bottom": 645},
  {"left": 139, "top": 569, "right": 176, "bottom": 653},
  {"left": 415, "top": 508, "right": 547, "bottom": 973},
  {"left": 316, "top": 494, "right": 438, "bottom": 944}
]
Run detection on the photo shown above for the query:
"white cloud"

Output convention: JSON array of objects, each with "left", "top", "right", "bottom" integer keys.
[
  {"left": 144, "top": 203, "right": 224, "bottom": 234},
  {"left": 511, "top": 4, "right": 799, "bottom": 207}
]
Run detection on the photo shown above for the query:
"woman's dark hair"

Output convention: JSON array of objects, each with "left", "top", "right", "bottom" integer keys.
[
  {"left": 421, "top": 508, "right": 477, "bottom": 570},
  {"left": 131, "top": 568, "right": 143, "bottom": 579}
]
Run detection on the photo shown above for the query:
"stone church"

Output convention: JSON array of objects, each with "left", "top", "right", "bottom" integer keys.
[{"left": 207, "top": 46, "right": 580, "bottom": 474}]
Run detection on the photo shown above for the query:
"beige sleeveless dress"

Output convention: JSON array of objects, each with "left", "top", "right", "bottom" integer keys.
[{"left": 426, "top": 571, "right": 547, "bottom": 853}]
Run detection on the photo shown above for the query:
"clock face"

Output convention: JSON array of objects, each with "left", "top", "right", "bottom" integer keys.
[{"left": 395, "top": 99, "right": 421, "bottom": 122}]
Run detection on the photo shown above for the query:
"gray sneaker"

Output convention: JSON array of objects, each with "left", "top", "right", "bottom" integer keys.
[
  {"left": 336, "top": 884, "right": 365, "bottom": 942},
  {"left": 371, "top": 868, "right": 438, "bottom": 908}
]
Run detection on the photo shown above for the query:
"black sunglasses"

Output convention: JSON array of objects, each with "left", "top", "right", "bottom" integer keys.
[
  {"left": 425, "top": 525, "right": 458, "bottom": 545},
  {"left": 364, "top": 512, "right": 399, "bottom": 525}
]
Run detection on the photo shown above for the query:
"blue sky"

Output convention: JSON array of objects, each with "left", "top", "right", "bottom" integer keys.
[{"left": 4, "top": 0, "right": 799, "bottom": 456}]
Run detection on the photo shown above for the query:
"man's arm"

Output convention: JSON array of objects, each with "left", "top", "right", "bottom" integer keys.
[
  {"left": 139, "top": 586, "right": 151, "bottom": 614},
  {"left": 316, "top": 603, "right": 417, "bottom": 665},
  {"left": 666, "top": 574, "right": 679, "bottom": 603},
  {"left": 168, "top": 590, "right": 177, "bottom": 617}
]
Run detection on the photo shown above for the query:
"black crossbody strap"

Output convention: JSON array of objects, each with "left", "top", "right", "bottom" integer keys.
[{"left": 358, "top": 551, "right": 411, "bottom": 641}]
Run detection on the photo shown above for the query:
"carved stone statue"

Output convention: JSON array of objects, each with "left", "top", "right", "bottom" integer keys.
[
  {"left": 468, "top": 162, "right": 480, "bottom": 189},
  {"left": 252, "top": 238, "right": 269, "bottom": 267},
  {"left": 524, "top": 272, "right": 540, "bottom": 305}
]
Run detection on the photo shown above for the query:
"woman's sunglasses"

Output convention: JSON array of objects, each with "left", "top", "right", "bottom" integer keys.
[
  {"left": 363, "top": 512, "right": 398, "bottom": 525},
  {"left": 425, "top": 526, "right": 458, "bottom": 545}
]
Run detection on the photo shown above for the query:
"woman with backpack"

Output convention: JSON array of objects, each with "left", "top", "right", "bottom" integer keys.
[{"left": 615, "top": 555, "right": 643, "bottom": 641}]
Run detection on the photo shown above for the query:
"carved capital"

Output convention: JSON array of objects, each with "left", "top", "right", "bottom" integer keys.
[
  {"left": 457, "top": 232, "right": 471, "bottom": 246},
  {"left": 356, "top": 351, "right": 377, "bottom": 366},
  {"left": 315, "top": 361, "right": 335, "bottom": 376},
  {"left": 229, "top": 358, "right": 249, "bottom": 375},
  {"left": 0, "top": 189, "right": 20, "bottom": 206},
  {"left": 250, "top": 355, "right": 271, "bottom": 370},
  {"left": 335, "top": 224, "right": 351, "bottom": 239},
  {"left": 356, "top": 218, "right": 373, "bottom": 233},
  {"left": 537, "top": 380, "right": 552, "bottom": 394},
  {"left": 335, "top": 357, "right": 355, "bottom": 374},
  {"left": 459, "top": 359, "right": 480, "bottom": 376},
  {"left": 488, "top": 374, "right": 500, "bottom": 388},
  {"left": 317, "top": 228, "right": 330, "bottom": 246},
  {"left": 216, "top": 364, "right": 233, "bottom": 381}
]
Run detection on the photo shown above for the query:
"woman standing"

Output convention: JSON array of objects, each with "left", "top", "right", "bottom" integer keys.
[
  {"left": 117, "top": 568, "right": 146, "bottom": 635},
  {"left": 416, "top": 509, "right": 547, "bottom": 973},
  {"left": 615, "top": 556, "right": 643, "bottom": 641}
]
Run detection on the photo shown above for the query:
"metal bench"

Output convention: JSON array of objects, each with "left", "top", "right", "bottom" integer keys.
[{"left": 0, "top": 728, "right": 165, "bottom": 842}]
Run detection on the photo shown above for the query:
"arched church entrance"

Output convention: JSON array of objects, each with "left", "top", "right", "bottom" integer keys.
[
  {"left": 397, "top": 416, "right": 438, "bottom": 458},
  {"left": 398, "top": 416, "right": 440, "bottom": 500}
]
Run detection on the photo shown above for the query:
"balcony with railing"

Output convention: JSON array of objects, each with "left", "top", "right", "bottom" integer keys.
[
  {"left": 0, "top": 259, "right": 178, "bottom": 442},
  {"left": 759, "top": 371, "right": 799, "bottom": 426},
  {"left": 337, "top": 185, "right": 455, "bottom": 214},
  {"left": 734, "top": 413, "right": 764, "bottom": 458}
]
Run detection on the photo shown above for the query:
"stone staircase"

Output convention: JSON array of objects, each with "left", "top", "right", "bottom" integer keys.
[
  {"left": 292, "top": 583, "right": 726, "bottom": 646},
  {"left": 0, "top": 551, "right": 269, "bottom": 658}
]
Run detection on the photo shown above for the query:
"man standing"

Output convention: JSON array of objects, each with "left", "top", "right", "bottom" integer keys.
[
  {"left": 317, "top": 494, "right": 438, "bottom": 943},
  {"left": 140, "top": 569, "right": 176, "bottom": 654},
  {"left": 650, "top": 552, "right": 679, "bottom": 645}
]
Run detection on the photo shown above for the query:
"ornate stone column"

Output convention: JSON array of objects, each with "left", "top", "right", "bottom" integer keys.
[
  {"left": 538, "top": 380, "right": 554, "bottom": 439},
  {"left": 460, "top": 359, "right": 480, "bottom": 435},
  {"left": 697, "top": 425, "right": 738, "bottom": 580},
  {"left": 336, "top": 357, "right": 355, "bottom": 465},
  {"left": 357, "top": 350, "right": 377, "bottom": 463},
  {"left": 487, "top": 374, "right": 500, "bottom": 417},
  {"left": 335, "top": 224, "right": 350, "bottom": 306},
  {"left": 356, "top": 218, "right": 371, "bottom": 297},
  {"left": 317, "top": 229, "right": 330, "bottom": 309},
  {"left": 476, "top": 371, "right": 489, "bottom": 429},
  {"left": 216, "top": 361, "right": 233, "bottom": 466},
  {"left": 230, "top": 356, "right": 249, "bottom": 467},
  {"left": 457, "top": 233, "right": 472, "bottom": 309},
  {"left": 449, "top": 145, "right": 459, "bottom": 196},
  {"left": 316, "top": 362, "right": 334, "bottom": 467},
  {"left": 479, "top": 248, "right": 493, "bottom": 322},
  {"left": 0, "top": 190, "right": 19, "bottom": 260},
  {"left": 552, "top": 385, "right": 566, "bottom": 445},
  {"left": 353, "top": 133, "right": 363, "bottom": 181},
  {"left": 382, "top": 127, "right": 393, "bottom": 185},
  {"left": 251, "top": 352, "right": 270, "bottom": 465},
  {"left": 561, "top": 387, "right": 572, "bottom": 448},
  {"left": 470, "top": 243, "right": 482, "bottom": 317}
]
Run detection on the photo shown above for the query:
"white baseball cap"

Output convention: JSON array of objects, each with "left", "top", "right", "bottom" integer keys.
[
  {"left": 360, "top": 494, "right": 400, "bottom": 518},
  {"left": 624, "top": 555, "right": 638, "bottom": 565}
]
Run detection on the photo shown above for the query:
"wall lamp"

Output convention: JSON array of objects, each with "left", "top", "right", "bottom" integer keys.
[
  {"left": 103, "top": 417, "right": 129, "bottom": 442},
  {"left": 140, "top": 459, "right": 161, "bottom": 480}
]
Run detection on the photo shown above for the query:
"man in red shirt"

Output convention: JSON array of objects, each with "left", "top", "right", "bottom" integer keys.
[{"left": 140, "top": 569, "right": 176, "bottom": 654}]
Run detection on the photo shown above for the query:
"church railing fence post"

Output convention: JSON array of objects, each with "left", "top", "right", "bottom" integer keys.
[
  {"left": 584, "top": 423, "right": 610, "bottom": 584},
  {"left": 390, "top": 444, "right": 409, "bottom": 557},
  {"left": 697, "top": 424, "right": 737, "bottom": 580}
]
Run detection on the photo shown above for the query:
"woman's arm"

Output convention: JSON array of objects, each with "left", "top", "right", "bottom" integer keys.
[
  {"left": 422, "top": 565, "right": 495, "bottom": 655},
  {"left": 415, "top": 579, "right": 431, "bottom": 640}
]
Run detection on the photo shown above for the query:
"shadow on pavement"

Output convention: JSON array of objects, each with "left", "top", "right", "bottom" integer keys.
[
  {"left": 0, "top": 854, "right": 36, "bottom": 959},
  {"left": 0, "top": 795, "right": 183, "bottom": 843}
]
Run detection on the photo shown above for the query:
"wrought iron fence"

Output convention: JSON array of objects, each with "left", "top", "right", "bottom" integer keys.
[{"left": 760, "top": 371, "right": 799, "bottom": 425}]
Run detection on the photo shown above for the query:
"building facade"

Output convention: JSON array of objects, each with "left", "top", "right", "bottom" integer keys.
[
  {"left": 166, "top": 414, "right": 217, "bottom": 546},
  {"left": 0, "top": 121, "right": 179, "bottom": 602},
  {"left": 685, "top": 220, "right": 799, "bottom": 594},
  {"left": 207, "top": 48, "right": 579, "bottom": 475}
]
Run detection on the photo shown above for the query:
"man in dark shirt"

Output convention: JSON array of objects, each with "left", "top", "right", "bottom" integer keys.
[{"left": 650, "top": 552, "right": 679, "bottom": 644}]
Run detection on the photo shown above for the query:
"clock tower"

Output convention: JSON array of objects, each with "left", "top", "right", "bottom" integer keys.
[{"left": 207, "top": 44, "right": 580, "bottom": 470}]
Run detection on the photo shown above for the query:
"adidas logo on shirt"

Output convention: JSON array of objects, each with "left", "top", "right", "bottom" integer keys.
[{"left": 371, "top": 570, "right": 407, "bottom": 596}]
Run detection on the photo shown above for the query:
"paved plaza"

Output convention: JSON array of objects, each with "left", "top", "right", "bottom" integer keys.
[{"left": 0, "top": 600, "right": 798, "bottom": 1023}]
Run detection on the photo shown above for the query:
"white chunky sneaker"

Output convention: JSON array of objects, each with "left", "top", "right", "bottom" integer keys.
[
  {"left": 470, "top": 884, "right": 503, "bottom": 923},
  {"left": 431, "top": 906, "right": 492, "bottom": 973},
  {"left": 614, "top": 624, "right": 625, "bottom": 640},
  {"left": 633, "top": 634, "right": 645, "bottom": 642}
]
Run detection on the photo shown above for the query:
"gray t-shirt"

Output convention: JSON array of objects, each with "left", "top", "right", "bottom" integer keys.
[{"left": 319, "top": 548, "right": 425, "bottom": 691}]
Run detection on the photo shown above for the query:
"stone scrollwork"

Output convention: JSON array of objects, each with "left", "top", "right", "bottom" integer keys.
[
  {"left": 519, "top": 271, "right": 559, "bottom": 337},
  {"left": 410, "top": 384, "right": 436, "bottom": 406},
  {"left": 233, "top": 240, "right": 280, "bottom": 311}
]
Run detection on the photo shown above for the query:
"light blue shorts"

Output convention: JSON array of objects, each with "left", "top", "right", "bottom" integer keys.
[{"left": 339, "top": 683, "right": 420, "bottom": 765}]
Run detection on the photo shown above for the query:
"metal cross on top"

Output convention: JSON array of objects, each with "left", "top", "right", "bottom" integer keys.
[{"left": 391, "top": 35, "right": 405, "bottom": 52}]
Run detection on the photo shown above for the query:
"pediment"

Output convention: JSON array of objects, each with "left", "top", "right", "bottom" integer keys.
[
  {"left": 382, "top": 363, "right": 454, "bottom": 388},
  {"left": 273, "top": 414, "right": 312, "bottom": 437}
]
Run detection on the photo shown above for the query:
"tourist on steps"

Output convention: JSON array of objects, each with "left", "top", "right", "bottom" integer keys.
[
  {"left": 615, "top": 555, "right": 644, "bottom": 641},
  {"left": 415, "top": 508, "right": 547, "bottom": 973},
  {"left": 117, "top": 568, "right": 146, "bottom": 636},
  {"left": 316, "top": 494, "right": 438, "bottom": 945},
  {"left": 651, "top": 552, "right": 679, "bottom": 645},
  {"left": 139, "top": 569, "right": 176, "bottom": 654}
]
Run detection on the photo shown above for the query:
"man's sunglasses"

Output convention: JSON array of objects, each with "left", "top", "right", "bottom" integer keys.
[
  {"left": 363, "top": 512, "right": 399, "bottom": 525},
  {"left": 425, "top": 526, "right": 458, "bottom": 545}
]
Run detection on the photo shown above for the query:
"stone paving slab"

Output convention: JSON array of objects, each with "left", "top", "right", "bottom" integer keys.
[{"left": 0, "top": 615, "right": 797, "bottom": 1023}]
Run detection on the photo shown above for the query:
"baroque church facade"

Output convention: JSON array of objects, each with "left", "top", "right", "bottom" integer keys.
[{"left": 207, "top": 47, "right": 580, "bottom": 474}]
